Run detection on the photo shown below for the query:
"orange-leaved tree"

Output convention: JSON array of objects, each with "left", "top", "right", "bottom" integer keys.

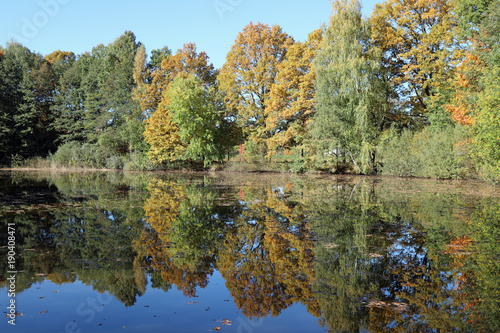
[
  {"left": 219, "top": 22, "right": 294, "bottom": 155},
  {"left": 370, "top": 0, "right": 462, "bottom": 118},
  {"left": 265, "top": 28, "right": 323, "bottom": 157}
]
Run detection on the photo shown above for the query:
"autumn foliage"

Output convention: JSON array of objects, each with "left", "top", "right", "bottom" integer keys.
[{"left": 1, "top": 0, "right": 499, "bottom": 182}]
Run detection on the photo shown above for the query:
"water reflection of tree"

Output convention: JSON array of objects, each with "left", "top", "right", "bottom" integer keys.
[
  {"left": 308, "top": 181, "right": 382, "bottom": 332},
  {"left": 139, "top": 178, "right": 228, "bottom": 297},
  {"left": 303, "top": 179, "right": 500, "bottom": 333},
  {"left": 140, "top": 178, "right": 320, "bottom": 319},
  {"left": 218, "top": 184, "right": 319, "bottom": 319},
  {"left": 385, "top": 198, "right": 500, "bottom": 333},
  {"left": 0, "top": 173, "right": 148, "bottom": 306},
  {"left": 1, "top": 172, "right": 498, "bottom": 332}
]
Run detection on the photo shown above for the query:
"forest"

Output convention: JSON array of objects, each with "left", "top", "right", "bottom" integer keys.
[{"left": 0, "top": 0, "right": 499, "bottom": 182}]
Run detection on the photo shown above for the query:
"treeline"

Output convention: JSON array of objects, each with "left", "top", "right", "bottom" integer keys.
[{"left": 0, "top": 0, "right": 499, "bottom": 181}]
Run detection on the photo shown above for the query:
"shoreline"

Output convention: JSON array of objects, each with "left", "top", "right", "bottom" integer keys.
[{"left": 0, "top": 165, "right": 489, "bottom": 182}]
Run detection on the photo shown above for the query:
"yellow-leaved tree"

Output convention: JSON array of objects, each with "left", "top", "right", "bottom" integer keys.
[
  {"left": 219, "top": 22, "right": 294, "bottom": 155},
  {"left": 142, "top": 43, "right": 218, "bottom": 165},
  {"left": 265, "top": 28, "right": 323, "bottom": 157},
  {"left": 370, "top": 0, "right": 462, "bottom": 118}
]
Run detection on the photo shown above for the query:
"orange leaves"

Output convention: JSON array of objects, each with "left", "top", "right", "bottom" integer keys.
[
  {"left": 265, "top": 28, "right": 323, "bottom": 156},
  {"left": 219, "top": 22, "right": 294, "bottom": 143},
  {"left": 445, "top": 235, "right": 472, "bottom": 256},
  {"left": 444, "top": 51, "right": 484, "bottom": 126}
]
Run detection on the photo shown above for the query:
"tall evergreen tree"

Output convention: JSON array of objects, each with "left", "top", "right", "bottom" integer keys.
[{"left": 0, "top": 42, "right": 57, "bottom": 164}]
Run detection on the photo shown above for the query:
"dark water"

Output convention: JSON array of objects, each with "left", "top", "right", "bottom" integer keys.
[{"left": 0, "top": 171, "right": 499, "bottom": 333}]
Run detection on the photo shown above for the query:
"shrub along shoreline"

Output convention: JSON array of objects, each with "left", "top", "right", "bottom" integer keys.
[{"left": 3, "top": 125, "right": 480, "bottom": 181}]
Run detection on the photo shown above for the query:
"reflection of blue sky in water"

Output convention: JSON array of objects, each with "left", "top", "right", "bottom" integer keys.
[
  {"left": 0, "top": 271, "right": 323, "bottom": 333},
  {"left": 0, "top": 172, "right": 498, "bottom": 332}
]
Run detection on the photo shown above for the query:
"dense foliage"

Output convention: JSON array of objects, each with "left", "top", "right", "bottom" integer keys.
[{"left": 1, "top": 0, "right": 499, "bottom": 181}]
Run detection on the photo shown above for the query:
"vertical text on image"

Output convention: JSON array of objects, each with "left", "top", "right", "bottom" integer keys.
[{"left": 6, "top": 222, "right": 17, "bottom": 326}]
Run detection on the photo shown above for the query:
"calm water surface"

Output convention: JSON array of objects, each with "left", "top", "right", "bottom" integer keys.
[{"left": 0, "top": 171, "right": 499, "bottom": 332}]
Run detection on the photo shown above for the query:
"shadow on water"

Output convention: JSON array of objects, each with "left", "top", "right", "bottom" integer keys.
[{"left": 0, "top": 170, "right": 499, "bottom": 332}]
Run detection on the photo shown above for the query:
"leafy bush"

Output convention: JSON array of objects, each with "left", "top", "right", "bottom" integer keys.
[
  {"left": 52, "top": 141, "right": 118, "bottom": 169},
  {"left": 52, "top": 141, "right": 79, "bottom": 166},
  {"left": 416, "top": 127, "right": 469, "bottom": 179},
  {"left": 123, "top": 152, "right": 155, "bottom": 171},
  {"left": 105, "top": 155, "right": 124, "bottom": 169},
  {"left": 379, "top": 130, "right": 422, "bottom": 177},
  {"left": 379, "top": 126, "right": 471, "bottom": 179}
]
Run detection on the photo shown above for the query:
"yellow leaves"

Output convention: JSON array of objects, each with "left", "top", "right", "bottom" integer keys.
[
  {"left": 44, "top": 50, "right": 75, "bottom": 65},
  {"left": 143, "top": 102, "right": 186, "bottom": 164},
  {"left": 139, "top": 43, "right": 216, "bottom": 115},
  {"left": 219, "top": 22, "right": 294, "bottom": 142},
  {"left": 370, "top": 0, "right": 461, "bottom": 115},
  {"left": 142, "top": 43, "right": 218, "bottom": 165},
  {"left": 264, "top": 28, "right": 323, "bottom": 156}
]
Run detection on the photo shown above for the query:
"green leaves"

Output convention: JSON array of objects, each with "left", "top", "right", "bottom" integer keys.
[
  {"left": 0, "top": 42, "right": 58, "bottom": 164},
  {"left": 311, "top": 0, "right": 388, "bottom": 174},
  {"left": 168, "top": 74, "right": 235, "bottom": 166}
]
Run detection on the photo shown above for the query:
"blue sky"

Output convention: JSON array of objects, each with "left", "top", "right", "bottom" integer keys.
[{"left": 1, "top": 0, "right": 379, "bottom": 69}]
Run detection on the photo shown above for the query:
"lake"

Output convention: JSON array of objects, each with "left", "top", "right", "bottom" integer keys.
[{"left": 1, "top": 171, "right": 499, "bottom": 332}]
